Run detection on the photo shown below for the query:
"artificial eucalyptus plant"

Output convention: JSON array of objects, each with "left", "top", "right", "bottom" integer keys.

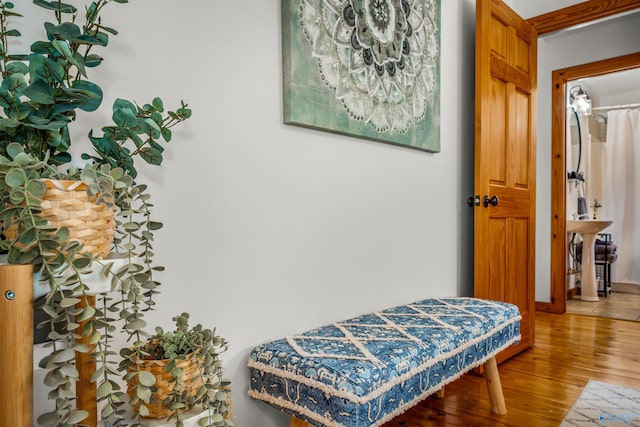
[
  {"left": 0, "top": 0, "right": 191, "bottom": 177},
  {"left": 0, "top": 1, "right": 229, "bottom": 427},
  {"left": 121, "top": 313, "right": 232, "bottom": 427},
  {"left": 0, "top": 142, "right": 159, "bottom": 427}
]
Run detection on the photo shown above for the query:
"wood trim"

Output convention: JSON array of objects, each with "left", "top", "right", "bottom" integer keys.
[
  {"left": 535, "top": 301, "right": 551, "bottom": 313},
  {"left": 549, "top": 51, "right": 640, "bottom": 314},
  {"left": 526, "top": 0, "right": 640, "bottom": 36},
  {"left": 567, "top": 286, "right": 580, "bottom": 299},
  {"left": 528, "top": 0, "right": 640, "bottom": 314}
]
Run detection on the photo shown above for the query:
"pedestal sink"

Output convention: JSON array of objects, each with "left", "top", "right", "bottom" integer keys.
[{"left": 567, "top": 220, "right": 613, "bottom": 301}]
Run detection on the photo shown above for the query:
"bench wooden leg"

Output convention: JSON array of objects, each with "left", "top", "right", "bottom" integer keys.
[
  {"left": 435, "top": 387, "right": 445, "bottom": 398},
  {"left": 290, "top": 415, "right": 310, "bottom": 427},
  {"left": 483, "top": 356, "right": 507, "bottom": 415}
]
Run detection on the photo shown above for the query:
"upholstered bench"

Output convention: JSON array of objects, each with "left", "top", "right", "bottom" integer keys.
[{"left": 248, "top": 297, "right": 521, "bottom": 427}]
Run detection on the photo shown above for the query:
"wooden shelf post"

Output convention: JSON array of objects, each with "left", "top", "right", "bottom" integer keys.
[
  {"left": 0, "top": 264, "right": 34, "bottom": 427},
  {"left": 76, "top": 295, "right": 98, "bottom": 427}
]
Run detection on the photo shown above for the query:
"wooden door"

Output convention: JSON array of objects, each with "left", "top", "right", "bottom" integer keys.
[{"left": 474, "top": 0, "right": 537, "bottom": 361}]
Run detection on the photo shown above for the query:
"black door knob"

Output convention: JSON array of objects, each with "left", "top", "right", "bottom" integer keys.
[
  {"left": 483, "top": 195, "right": 499, "bottom": 207},
  {"left": 467, "top": 195, "right": 480, "bottom": 207}
]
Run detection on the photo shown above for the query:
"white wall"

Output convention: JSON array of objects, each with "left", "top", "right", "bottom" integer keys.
[{"left": 20, "top": 1, "right": 477, "bottom": 425}]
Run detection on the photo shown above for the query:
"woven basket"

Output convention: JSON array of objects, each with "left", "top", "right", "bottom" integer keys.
[
  {"left": 3, "top": 179, "right": 115, "bottom": 259},
  {"left": 127, "top": 352, "right": 204, "bottom": 419}
]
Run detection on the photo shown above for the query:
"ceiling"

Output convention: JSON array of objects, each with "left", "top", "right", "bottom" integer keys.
[
  {"left": 510, "top": 0, "right": 585, "bottom": 19},
  {"left": 571, "top": 68, "right": 640, "bottom": 108}
]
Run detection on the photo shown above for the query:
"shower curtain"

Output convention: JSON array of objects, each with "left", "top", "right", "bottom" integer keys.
[{"left": 602, "top": 109, "right": 640, "bottom": 285}]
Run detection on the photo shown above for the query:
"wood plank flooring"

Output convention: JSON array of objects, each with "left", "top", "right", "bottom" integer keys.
[{"left": 383, "top": 312, "right": 640, "bottom": 426}]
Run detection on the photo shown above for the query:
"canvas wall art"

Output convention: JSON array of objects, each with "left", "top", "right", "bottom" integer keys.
[{"left": 282, "top": 0, "right": 441, "bottom": 152}]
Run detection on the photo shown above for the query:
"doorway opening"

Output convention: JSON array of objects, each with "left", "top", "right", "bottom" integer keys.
[{"left": 548, "top": 52, "right": 640, "bottom": 315}]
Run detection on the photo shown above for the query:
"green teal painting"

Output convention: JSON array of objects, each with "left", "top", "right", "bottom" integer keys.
[{"left": 282, "top": 0, "right": 441, "bottom": 152}]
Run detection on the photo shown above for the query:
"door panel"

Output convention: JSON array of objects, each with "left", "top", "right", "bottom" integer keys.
[{"left": 475, "top": 0, "right": 537, "bottom": 361}]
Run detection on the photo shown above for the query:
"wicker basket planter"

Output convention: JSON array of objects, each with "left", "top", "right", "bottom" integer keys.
[
  {"left": 127, "top": 352, "right": 204, "bottom": 419},
  {"left": 3, "top": 179, "right": 115, "bottom": 259}
]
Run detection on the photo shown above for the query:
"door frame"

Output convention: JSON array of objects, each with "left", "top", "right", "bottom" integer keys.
[
  {"left": 548, "top": 52, "right": 640, "bottom": 314},
  {"left": 523, "top": 0, "right": 640, "bottom": 314}
]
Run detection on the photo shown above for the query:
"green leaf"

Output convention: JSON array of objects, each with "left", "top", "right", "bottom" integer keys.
[
  {"left": 143, "top": 117, "right": 161, "bottom": 133},
  {"left": 134, "top": 272, "right": 150, "bottom": 283},
  {"left": 127, "top": 318, "right": 146, "bottom": 331},
  {"left": 80, "top": 167, "right": 98, "bottom": 183},
  {"left": 33, "top": 0, "right": 77, "bottom": 13},
  {"left": 3, "top": 29, "right": 20, "bottom": 37},
  {"left": 100, "top": 25, "right": 119, "bottom": 36},
  {"left": 152, "top": 97, "right": 164, "bottom": 112},
  {"left": 59, "top": 364, "right": 79, "bottom": 378},
  {"left": 101, "top": 404, "right": 114, "bottom": 418},
  {"left": 8, "top": 188, "right": 25, "bottom": 204},
  {"left": 17, "top": 227, "right": 37, "bottom": 246},
  {"left": 59, "top": 297, "right": 81, "bottom": 308},
  {"left": 138, "top": 370, "right": 156, "bottom": 387},
  {"left": 112, "top": 98, "right": 137, "bottom": 115},
  {"left": 22, "top": 79, "right": 54, "bottom": 104},
  {"left": 0, "top": 207, "right": 20, "bottom": 221},
  {"left": 47, "top": 22, "right": 81, "bottom": 41},
  {"left": 55, "top": 226, "right": 70, "bottom": 242},
  {"left": 136, "top": 384, "right": 152, "bottom": 402},
  {"left": 50, "top": 152, "right": 72, "bottom": 165},
  {"left": 44, "top": 57, "right": 66, "bottom": 83},
  {"left": 6, "top": 142, "right": 24, "bottom": 158},
  {"left": 176, "top": 105, "right": 192, "bottom": 119},
  {"left": 138, "top": 404, "right": 149, "bottom": 417},
  {"left": 84, "top": 54, "right": 103, "bottom": 67},
  {"left": 148, "top": 221, "right": 163, "bottom": 230},
  {"left": 65, "top": 410, "right": 89, "bottom": 425},
  {"left": 51, "top": 39, "right": 81, "bottom": 69},
  {"left": 0, "top": 117, "right": 21, "bottom": 128},
  {"left": 5, "top": 168, "right": 26, "bottom": 187},
  {"left": 76, "top": 305, "right": 95, "bottom": 322},
  {"left": 5, "top": 61, "right": 28, "bottom": 75},
  {"left": 161, "top": 127, "right": 172, "bottom": 142},
  {"left": 74, "top": 34, "right": 102, "bottom": 45},
  {"left": 72, "top": 256, "right": 92, "bottom": 269},
  {"left": 36, "top": 411, "right": 60, "bottom": 427},
  {"left": 5, "top": 72, "right": 26, "bottom": 91},
  {"left": 52, "top": 348, "right": 76, "bottom": 363},
  {"left": 26, "top": 179, "right": 47, "bottom": 198},
  {"left": 139, "top": 147, "right": 163, "bottom": 166},
  {"left": 123, "top": 222, "right": 140, "bottom": 231},
  {"left": 74, "top": 80, "right": 103, "bottom": 112},
  {"left": 30, "top": 41, "right": 53, "bottom": 55},
  {"left": 111, "top": 98, "right": 137, "bottom": 126},
  {"left": 96, "top": 380, "right": 113, "bottom": 399}
]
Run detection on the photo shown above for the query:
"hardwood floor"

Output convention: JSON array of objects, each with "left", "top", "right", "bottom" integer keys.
[{"left": 384, "top": 312, "right": 640, "bottom": 426}]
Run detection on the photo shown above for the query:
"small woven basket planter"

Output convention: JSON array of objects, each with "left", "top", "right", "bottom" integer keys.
[
  {"left": 3, "top": 179, "right": 115, "bottom": 259},
  {"left": 127, "top": 352, "right": 204, "bottom": 419}
]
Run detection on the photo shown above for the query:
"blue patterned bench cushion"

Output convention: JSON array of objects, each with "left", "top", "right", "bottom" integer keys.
[{"left": 248, "top": 297, "right": 521, "bottom": 427}]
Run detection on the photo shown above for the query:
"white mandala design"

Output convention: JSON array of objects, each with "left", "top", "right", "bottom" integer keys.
[{"left": 299, "top": 0, "right": 439, "bottom": 134}]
